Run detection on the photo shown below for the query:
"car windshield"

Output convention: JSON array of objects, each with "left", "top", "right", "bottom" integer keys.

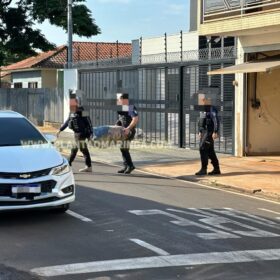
[{"left": 0, "top": 117, "right": 47, "bottom": 147}]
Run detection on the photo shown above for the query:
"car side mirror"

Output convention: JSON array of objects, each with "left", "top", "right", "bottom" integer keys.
[{"left": 44, "top": 134, "right": 57, "bottom": 144}]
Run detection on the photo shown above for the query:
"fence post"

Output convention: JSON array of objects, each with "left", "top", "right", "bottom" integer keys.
[
  {"left": 180, "top": 30, "right": 183, "bottom": 62},
  {"left": 139, "top": 37, "right": 142, "bottom": 65},
  {"left": 164, "top": 33, "right": 168, "bottom": 63},
  {"left": 179, "top": 66, "right": 185, "bottom": 148},
  {"left": 164, "top": 67, "right": 169, "bottom": 142}
]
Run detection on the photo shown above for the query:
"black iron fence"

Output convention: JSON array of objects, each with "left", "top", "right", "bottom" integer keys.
[{"left": 79, "top": 59, "right": 235, "bottom": 154}]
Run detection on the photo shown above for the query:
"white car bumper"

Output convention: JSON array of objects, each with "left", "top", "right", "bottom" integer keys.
[{"left": 0, "top": 171, "right": 75, "bottom": 211}]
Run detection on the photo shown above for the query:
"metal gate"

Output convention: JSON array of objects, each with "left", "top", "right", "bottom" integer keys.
[
  {"left": 183, "top": 64, "right": 234, "bottom": 153},
  {"left": 79, "top": 62, "right": 234, "bottom": 154},
  {"left": 0, "top": 88, "right": 64, "bottom": 125}
]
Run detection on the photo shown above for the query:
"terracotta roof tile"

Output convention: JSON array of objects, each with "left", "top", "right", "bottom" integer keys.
[
  {"left": 2, "top": 42, "right": 132, "bottom": 71},
  {"left": 2, "top": 46, "right": 65, "bottom": 71}
]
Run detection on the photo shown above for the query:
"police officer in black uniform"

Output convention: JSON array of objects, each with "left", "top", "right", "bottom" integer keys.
[
  {"left": 57, "top": 106, "right": 93, "bottom": 172},
  {"left": 116, "top": 93, "right": 139, "bottom": 174},
  {"left": 195, "top": 94, "right": 221, "bottom": 176}
]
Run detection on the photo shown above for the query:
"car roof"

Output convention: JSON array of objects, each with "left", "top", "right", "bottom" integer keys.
[{"left": 0, "top": 111, "right": 24, "bottom": 118}]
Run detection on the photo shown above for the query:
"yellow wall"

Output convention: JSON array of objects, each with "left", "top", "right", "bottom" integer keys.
[
  {"left": 41, "top": 70, "right": 57, "bottom": 88},
  {"left": 247, "top": 69, "right": 280, "bottom": 155},
  {"left": 199, "top": 10, "right": 280, "bottom": 37}
]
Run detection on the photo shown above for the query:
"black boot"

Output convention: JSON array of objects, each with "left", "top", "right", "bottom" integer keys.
[
  {"left": 124, "top": 166, "right": 135, "bottom": 174},
  {"left": 118, "top": 166, "right": 127, "bottom": 174},
  {"left": 208, "top": 168, "right": 221, "bottom": 175},
  {"left": 195, "top": 168, "right": 207, "bottom": 176}
]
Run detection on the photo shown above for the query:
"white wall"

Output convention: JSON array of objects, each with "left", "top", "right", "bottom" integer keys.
[
  {"left": 12, "top": 70, "right": 42, "bottom": 88},
  {"left": 132, "top": 31, "right": 199, "bottom": 64},
  {"left": 234, "top": 39, "right": 246, "bottom": 157},
  {"left": 63, "top": 69, "right": 78, "bottom": 123},
  {"left": 141, "top": 31, "right": 199, "bottom": 55}
]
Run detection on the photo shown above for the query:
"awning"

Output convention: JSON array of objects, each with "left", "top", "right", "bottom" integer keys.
[{"left": 208, "top": 59, "right": 280, "bottom": 75}]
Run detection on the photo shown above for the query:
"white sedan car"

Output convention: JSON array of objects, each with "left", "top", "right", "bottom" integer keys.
[{"left": 0, "top": 111, "right": 75, "bottom": 212}]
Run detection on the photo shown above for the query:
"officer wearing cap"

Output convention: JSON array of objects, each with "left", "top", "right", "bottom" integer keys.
[
  {"left": 116, "top": 93, "right": 139, "bottom": 174},
  {"left": 57, "top": 97, "right": 93, "bottom": 172},
  {"left": 195, "top": 94, "right": 221, "bottom": 176}
]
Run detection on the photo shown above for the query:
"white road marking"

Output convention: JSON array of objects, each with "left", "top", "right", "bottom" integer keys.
[
  {"left": 259, "top": 208, "right": 280, "bottom": 216},
  {"left": 222, "top": 208, "right": 280, "bottom": 229},
  {"left": 31, "top": 248, "right": 280, "bottom": 277},
  {"left": 129, "top": 209, "right": 279, "bottom": 239},
  {"left": 130, "top": 239, "right": 170, "bottom": 256},
  {"left": 66, "top": 210, "right": 92, "bottom": 222},
  {"left": 167, "top": 208, "right": 280, "bottom": 237}
]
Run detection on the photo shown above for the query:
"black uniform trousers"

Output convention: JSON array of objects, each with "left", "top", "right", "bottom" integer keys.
[
  {"left": 120, "top": 140, "right": 133, "bottom": 168},
  {"left": 199, "top": 136, "right": 219, "bottom": 170},
  {"left": 69, "top": 134, "right": 92, "bottom": 167}
]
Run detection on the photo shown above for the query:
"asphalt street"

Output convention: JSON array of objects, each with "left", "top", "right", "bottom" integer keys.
[{"left": 0, "top": 159, "right": 280, "bottom": 280}]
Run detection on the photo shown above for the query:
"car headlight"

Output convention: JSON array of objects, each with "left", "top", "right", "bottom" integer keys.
[{"left": 50, "top": 163, "right": 71, "bottom": 176}]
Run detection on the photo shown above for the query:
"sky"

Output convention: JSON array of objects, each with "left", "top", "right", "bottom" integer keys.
[{"left": 38, "top": 0, "right": 190, "bottom": 46}]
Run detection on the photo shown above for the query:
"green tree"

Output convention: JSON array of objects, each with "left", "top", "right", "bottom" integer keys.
[{"left": 0, "top": 0, "right": 101, "bottom": 66}]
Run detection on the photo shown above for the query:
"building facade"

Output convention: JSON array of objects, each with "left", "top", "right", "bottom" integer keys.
[
  {"left": 198, "top": 0, "right": 280, "bottom": 156},
  {"left": 2, "top": 42, "right": 132, "bottom": 89}
]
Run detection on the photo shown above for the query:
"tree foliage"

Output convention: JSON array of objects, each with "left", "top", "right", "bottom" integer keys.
[{"left": 0, "top": 0, "right": 101, "bottom": 66}]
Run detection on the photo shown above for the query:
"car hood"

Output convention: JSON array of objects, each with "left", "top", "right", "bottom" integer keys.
[{"left": 0, "top": 144, "right": 64, "bottom": 173}]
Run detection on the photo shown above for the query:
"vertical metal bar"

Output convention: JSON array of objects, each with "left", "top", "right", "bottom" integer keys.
[
  {"left": 202, "top": 0, "right": 205, "bottom": 24},
  {"left": 139, "top": 37, "right": 142, "bottom": 65},
  {"left": 165, "top": 67, "right": 169, "bottom": 142},
  {"left": 180, "top": 30, "right": 183, "bottom": 62},
  {"left": 179, "top": 66, "right": 184, "bottom": 148},
  {"left": 241, "top": 0, "right": 245, "bottom": 16},
  {"left": 116, "top": 40, "right": 119, "bottom": 61},
  {"left": 164, "top": 33, "right": 168, "bottom": 63},
  {"left": 221, "top": 36, "right": 224, "bottom": 59},
  {"left": 145, "top": 68, "right": 148, "bottom": 142},
  {"left": 67, "top": 0, "right": 73, "bottom": 68},
  {"left": 96, "top": 43, "right": 99, "bottom": 67}
]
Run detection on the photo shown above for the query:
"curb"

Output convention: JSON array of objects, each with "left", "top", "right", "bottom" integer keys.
[{"left": 59, "top": 147, "right": 280, "bottom": 203}]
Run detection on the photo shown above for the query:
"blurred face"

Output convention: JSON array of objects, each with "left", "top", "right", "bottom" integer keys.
[
  {"left": 198, "top": 94, "right": 211, "bottom": 106},
  {"left": 70, "top": 98, "right": 78, "bottom": 113},
  {"left": 116, "top": 94, "right": 129, "bottom": 105}
]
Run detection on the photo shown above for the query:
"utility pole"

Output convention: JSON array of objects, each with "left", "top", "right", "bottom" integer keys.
[{"left": 67, "top": 0, "right": 73, "bottom": 68}]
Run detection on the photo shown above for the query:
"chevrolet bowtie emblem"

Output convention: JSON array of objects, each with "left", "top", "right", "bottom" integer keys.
[{"left": 19, "top": 174, "right": 31, "bottom": 179}]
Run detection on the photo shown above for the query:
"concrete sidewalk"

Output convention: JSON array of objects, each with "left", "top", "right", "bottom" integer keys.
[{"left": 39, "top": 127, "right": 280, "bottom": 201}]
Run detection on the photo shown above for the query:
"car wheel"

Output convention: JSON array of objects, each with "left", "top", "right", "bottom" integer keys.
[{"left": 53, "top": 203, "right": 70, "bottom": 213}]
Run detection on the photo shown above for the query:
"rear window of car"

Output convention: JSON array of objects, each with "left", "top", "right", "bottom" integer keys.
[{"left": 0, "top": 117, "right": 47, "bottom": 147}]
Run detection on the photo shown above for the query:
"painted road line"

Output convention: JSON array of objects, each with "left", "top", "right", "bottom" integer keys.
[
  {"left": 259, "top": 208, "right": 280, "bottom": 216},
  {"left": 168, "top": 207, "right": 280, "bottom": 229},
  {"left": 31, "top": 248, "right": 280, "bottom": 277},
  {"left": 66, "top": 210, "right": 92, "bottom": 223},
  {"left": 222, "top": 208, "right": 280, "bottom": 228},
  {"left": 130, "top": 239, "right": 170, "bottom": 256}
]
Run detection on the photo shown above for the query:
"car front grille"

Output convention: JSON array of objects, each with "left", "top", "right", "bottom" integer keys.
[
  {"left": 0, "top": 180, "right": 57, "bottom": 197},
  {"left": 0, "top": 168, "right": 52, "bottom": 180}
]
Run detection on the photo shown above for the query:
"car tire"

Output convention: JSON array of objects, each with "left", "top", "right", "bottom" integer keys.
[{"left": 53, "top": 203, "right": 70, "bottom": 213}]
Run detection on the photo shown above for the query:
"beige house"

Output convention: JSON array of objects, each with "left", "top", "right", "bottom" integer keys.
[
  {"left": 198, "top": 0, "right": 280, "bottom": 156},
  {"left": 0, "top": 70, "right": 11, "bottom": 88}
]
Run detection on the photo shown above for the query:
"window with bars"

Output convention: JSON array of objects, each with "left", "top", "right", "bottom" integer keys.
[
  {"left": 14, "top": 83, "right": 23, "bottom": 88},
  {"left": 28, "top": 82, "right": 38, "bottom": 89}
]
